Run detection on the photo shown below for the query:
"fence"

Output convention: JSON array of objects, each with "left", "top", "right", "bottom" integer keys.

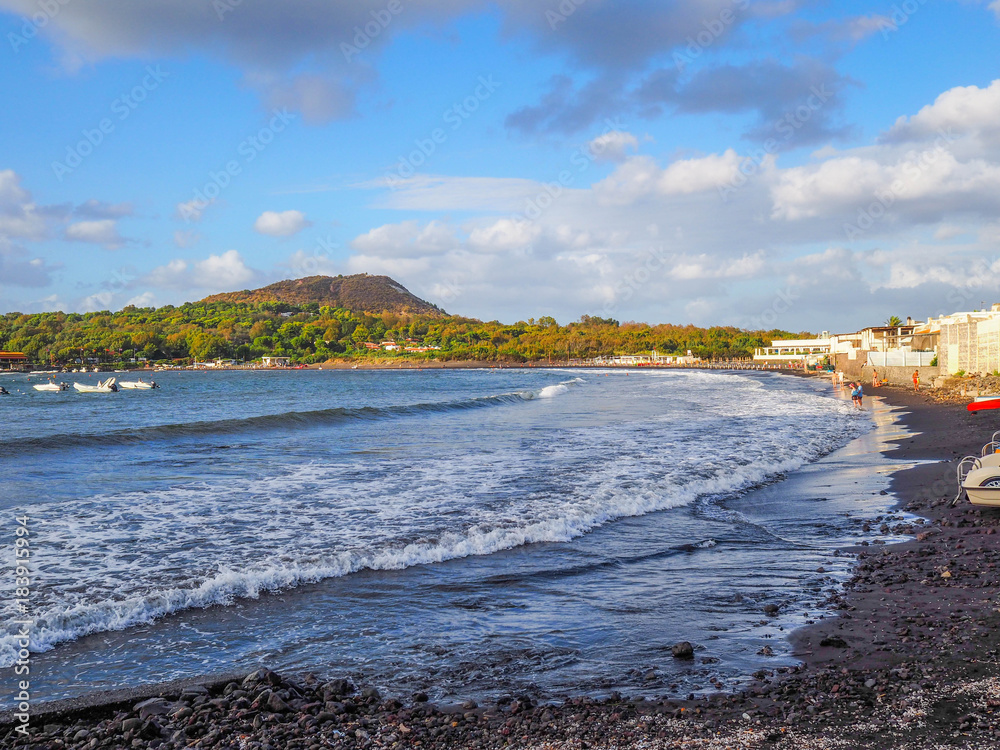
[{"left": 866, "top": 351, "right": 936, "bottom": 368}]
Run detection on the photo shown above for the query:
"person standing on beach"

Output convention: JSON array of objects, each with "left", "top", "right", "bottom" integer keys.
[
  {"left": 872, "top": 369, "right": 878, "bottom": 388},
  {"left": 851, "top": 382, "right": 863, "bottom": 407},
  {"left": 913, "top": 370, "right": 920, "bottom": 391}
]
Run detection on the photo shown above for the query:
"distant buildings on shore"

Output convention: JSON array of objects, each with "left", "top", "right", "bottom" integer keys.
[{"left": 753, "top": 305, "right": 1000, "bottom": 380}]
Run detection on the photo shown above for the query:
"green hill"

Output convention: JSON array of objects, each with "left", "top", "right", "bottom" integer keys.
[{"left": 201, "top": 274, "right": 446, "bottom": 317}]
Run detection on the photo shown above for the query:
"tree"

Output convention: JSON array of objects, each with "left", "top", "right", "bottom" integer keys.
[{"left": 886, "top": 315, "right": 902, "bottom": 327}]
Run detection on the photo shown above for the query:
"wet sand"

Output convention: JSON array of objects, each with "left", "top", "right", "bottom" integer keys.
[{"left": 4, "top": 382, "right": 1000, "bottom": 748}]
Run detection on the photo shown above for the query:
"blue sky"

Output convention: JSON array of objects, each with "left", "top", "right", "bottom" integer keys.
[{"left": 1, "top": 0, "right": 999, "bottom": 331}]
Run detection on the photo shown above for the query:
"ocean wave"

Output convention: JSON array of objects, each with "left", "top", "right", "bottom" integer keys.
[
  {"left": 0, "top": 378, "right": 582, "bottom": 456},
  {"left": 0, "top": 418, "right": 859, "bottom": 667},
  {"left": 0, "top": 372, "right": 869, "bottom": 667}
]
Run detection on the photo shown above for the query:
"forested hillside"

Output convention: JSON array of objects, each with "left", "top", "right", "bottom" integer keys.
[{"left": 0, "top": 276, "right": 806, "bottom": 365}]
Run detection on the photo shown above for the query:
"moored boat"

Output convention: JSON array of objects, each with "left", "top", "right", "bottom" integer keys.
[
  {"left": 119, "top": 379, "right": 159, "bottom": 390},
  {"left": 34, "top": 382, "right": 69, "bottom": 392},
  {"left": 73, "top": 378, "right": 119, "bottom": 393},
  {"left": 956, "top": 431, "right": 1000, "bottom": 506}
]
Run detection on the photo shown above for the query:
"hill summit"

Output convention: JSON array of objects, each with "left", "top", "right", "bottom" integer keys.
[{"left": 201, "top": 274, "right": 447, "bottom": 317}]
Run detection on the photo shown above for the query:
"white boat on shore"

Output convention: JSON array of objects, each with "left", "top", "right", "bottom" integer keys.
[
  {"left": 34, "top": 382, "right": 69, "bottom": 392},
  {"left": 119, "top": 379, "right": 159, "bottom": 390},
  {"left": 73, "top": 378, "right": 119, "bottom": 393},
  {"left": 956, "top": 431, "right": 1000, "bottom": 506}
]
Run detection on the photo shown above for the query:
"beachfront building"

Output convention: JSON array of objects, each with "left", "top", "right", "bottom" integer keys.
[
  {"left": 0, "top": 351, "right": 28, "bottom": 369},
  {"left": 588, "top": 351, "right": 700, "bottom": 366},
  {"left": 262, "top": 356, "right": 291, "bottom": 367},
  {"left": 830, "top": 322, "right": 935, "bottom": 369},
  {"left": 934, "top": 304, "right": 1000, "bottom": 375},
  {"left": 752, "top": 335, "right": 831, "bottom": 365}
]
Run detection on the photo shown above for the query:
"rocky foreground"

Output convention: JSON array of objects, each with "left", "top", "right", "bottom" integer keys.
[{"left": 4, "top": 387, "right": 1000, "bottom": 749}]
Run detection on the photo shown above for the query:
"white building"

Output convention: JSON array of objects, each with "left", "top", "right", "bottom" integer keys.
[
  {"left": 262, "top": 356, "right": 291, "bottom": 367},
  {"left": 753, "top": 334, "right": 831, "bottom": 364},
  {"left": 935, "top": 304, "right": 1000, "bottom": 375}
]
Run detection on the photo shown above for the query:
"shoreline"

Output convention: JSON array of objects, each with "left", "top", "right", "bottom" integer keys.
[
  {"left": 5, "top": 381, "right": 1000, "bottom": 747},
  {"left": 4, "top": 359, "right": 798, "bottom": 374}
]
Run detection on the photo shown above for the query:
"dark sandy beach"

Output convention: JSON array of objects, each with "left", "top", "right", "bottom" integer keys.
[{"left": 4, "top": 380, "right": 999, "bottom": 749}]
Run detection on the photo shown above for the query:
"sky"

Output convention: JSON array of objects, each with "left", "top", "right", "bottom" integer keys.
[{"left": 1, "top": 0, "right": 999, "bottom": 332}]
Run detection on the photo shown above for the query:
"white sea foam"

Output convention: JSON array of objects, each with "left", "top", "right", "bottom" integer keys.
[{"left": 0, "top": 371, "right": 870, "bottom": 667}]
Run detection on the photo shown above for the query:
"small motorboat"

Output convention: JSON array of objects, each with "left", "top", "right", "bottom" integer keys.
[
  {"left": 956, "top": 431, "right": 1000, "bottom": 506},
  {"left": 73, "top": 377, "right": 119, "bottom": 393},
  {"left": 33, "top": 382, "right": 69, "bottom": 392},
  {"left": 119, "top": 379, "right": 159, "bottom": 390}
]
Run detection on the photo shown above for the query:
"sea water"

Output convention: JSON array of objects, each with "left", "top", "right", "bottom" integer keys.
[{"left": 0, "top": 368, "right": 911, "bottom": 706}]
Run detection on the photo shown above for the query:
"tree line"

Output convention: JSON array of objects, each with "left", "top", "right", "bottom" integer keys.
[{"left": 0, "top": 302, "right": 806, "bottom": 366}]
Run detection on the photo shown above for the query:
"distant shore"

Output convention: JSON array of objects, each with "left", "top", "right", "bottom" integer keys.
[{"left": 5, "top": 381, "right": 996, "bottom": 748}]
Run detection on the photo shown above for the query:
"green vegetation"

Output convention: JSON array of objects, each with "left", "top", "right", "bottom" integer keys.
[{"left": 0, "top": 303, "right": 805, "bottom": 367}]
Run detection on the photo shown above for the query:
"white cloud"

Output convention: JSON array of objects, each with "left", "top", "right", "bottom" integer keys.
[
  {"left": 194, "top": 249, "right": 257, "bottom": 287},
  {"left": 126, "top": 291, "right": 155, "bottom": 307},
  {"left": 885, "top": 79, "right": 1000, "bottom": 147},
  {"left": 64, "top": 219, "right": 127, "bottom": 249},
  {"left": 351, "top": 220, "right": 458, "bottom": 256},
  {"left": 253, "top": 209, "right": 312, "bottom": 237},
  {"left": 467, "top": 219, "right": 542, "bottom": 252},
  {"left": 143, "top": 251, "right": 258, "bottom": 293},
  {"left": 595, "top": 151, "right": 745, "bottom": 204},
  {"left": 933, "top": 224, "right": 966, "bottom": 241},
  {"left": 667, "top": 251, "right": 767, "bottom": 280},
  {"left": 331, "top": 78, "right": 1000, "bottom": 329},
  {"left": 0, "top": 169, "right": 49, "bottom": 240},
  {"left": 79, "top": 291, "right": 113, "bottom": 313},
  {"left": 587, "top": 131, "right": 639, "bottom": 162},
  {"left": 771, "top": 147, "right": 1000, "bottom": 222},
  {"left": 286, "top": 250, "right": 341, "bottom": 277}
]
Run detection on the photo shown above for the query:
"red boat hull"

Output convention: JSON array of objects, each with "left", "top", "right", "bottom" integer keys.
[{"left": 968, "top": 398, "right": 1000, "bottom": 412}]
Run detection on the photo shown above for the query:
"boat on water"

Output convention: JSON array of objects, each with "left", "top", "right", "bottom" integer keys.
[
  {"left": 73, "top": 377, "right": 119, "bottom": 393},
  {"left": 956, "top": 431, "right": 1000, "bottom": 506},
  {"left": 119, "top": 379, "right": 159, "bottom": 390},
  {"left": 34, "top": 382, "right": 69, "bottom": 392}
]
